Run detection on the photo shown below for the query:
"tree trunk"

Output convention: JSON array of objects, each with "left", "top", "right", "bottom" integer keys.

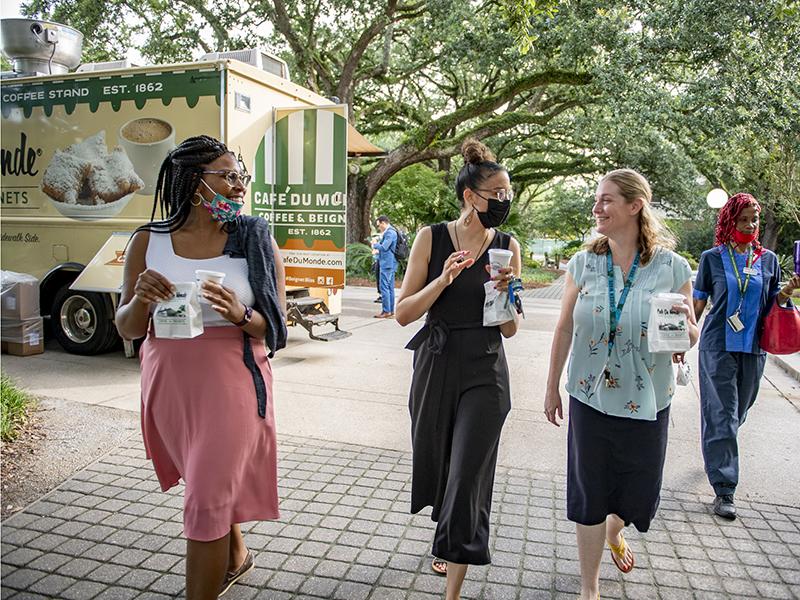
[
  {"left": 761, "top": 207, "right": 779, "bottom": 251},
  {"left": 347, "top": 172, "right": 371, "bottom": 244}
]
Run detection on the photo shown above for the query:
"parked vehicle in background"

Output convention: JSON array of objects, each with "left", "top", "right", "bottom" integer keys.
[{"left": 1, "top": 18, "right": 383, "bottom": 354}]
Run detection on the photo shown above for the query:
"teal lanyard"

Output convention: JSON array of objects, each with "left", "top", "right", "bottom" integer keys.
[
  {"left": 726, "top": 244, "right": 754, "bottom": 307},
  {"left": 607, "top": 250, "right": 640, "bottom": 356}
]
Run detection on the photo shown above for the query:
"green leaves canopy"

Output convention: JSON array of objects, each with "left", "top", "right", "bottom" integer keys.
[{"left": 21, "top": 0, "right": 800, "bottom": 251}]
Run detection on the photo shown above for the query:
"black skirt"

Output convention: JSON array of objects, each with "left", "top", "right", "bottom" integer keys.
[{"left": 567, "top": 396, "right": 669, "bottom": 532}]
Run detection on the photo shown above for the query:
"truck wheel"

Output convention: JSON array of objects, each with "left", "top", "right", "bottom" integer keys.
[{"left": 51, "top": 286, "right": 119, "bottom": 355}]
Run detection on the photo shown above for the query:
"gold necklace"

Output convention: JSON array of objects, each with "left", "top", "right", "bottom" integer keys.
[{"left": 454, "top": 221, "right": 489, "bottom": 268}]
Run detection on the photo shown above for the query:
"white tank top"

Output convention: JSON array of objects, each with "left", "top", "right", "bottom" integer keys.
[{"left": 145, "top": 231, "right": 254, "bottom": 326}]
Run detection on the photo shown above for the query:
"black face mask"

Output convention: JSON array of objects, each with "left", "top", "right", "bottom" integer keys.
[{"left": 475, "top": 197, "right": 512, "bottom": 229}]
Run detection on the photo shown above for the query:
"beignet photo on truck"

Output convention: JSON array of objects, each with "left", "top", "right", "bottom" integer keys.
[{"left": 40, "top": 131, "right": 143, "bottom": 206}]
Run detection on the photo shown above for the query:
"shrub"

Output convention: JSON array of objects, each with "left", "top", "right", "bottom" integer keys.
[
  {"left": 346, "top": 243, "right": 376, "bottom": 279},
  {"left": 1, "top": 375, "right": 33, "bottom": 442},
  {"left": 677, "top": 250, "right": 699, "bottom": 270},
  {"left": 777, "top": 254, "right": 793, "bottom": 281},
  {"left": 525, "top": 257, "right": 543, "bottom": 269}
]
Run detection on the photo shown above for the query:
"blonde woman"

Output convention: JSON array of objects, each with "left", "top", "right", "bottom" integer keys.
[{"left": 543, "top": 169, "right": 699, "bottom": 600}]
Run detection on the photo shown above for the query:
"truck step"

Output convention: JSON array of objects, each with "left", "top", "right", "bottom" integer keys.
[
  {"left": 310, "top": 329, "right": 352, "bottom": 342},
  {"left": 287, "top": 296, "right": 324, "bottom": 308},
  {"left": 304, "top": 313, "right": 339, "bottom": 325}
]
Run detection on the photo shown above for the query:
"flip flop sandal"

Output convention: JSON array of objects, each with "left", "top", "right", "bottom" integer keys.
[
  {"left": 607, "top": 532, "right": 635, "bottom": 574},
  {"left": 431, "top": 557, "right": 447, "bottom": 576}
]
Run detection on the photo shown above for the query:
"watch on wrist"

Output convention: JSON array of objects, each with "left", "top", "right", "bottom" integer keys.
[{"left": 234, "top": 304, "right": 253, "bottom": 327}]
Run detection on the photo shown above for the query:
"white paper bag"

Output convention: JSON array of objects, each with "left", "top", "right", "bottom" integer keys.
[
  {"left": 647, "top": 292, "right": 690, "bottom": 353},
  {"left": 153, "top": 282, "right": 204, "bottom": 338},
  {"left": 675, "top": 361, "right": 691, "bottom": 386},
  {"left": 483, "top": 280, "right": 516, "bottom": 327}
]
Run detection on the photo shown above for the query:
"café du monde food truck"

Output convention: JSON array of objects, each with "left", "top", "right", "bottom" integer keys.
[{"left": 1, "top": 18, "right": 382, "bottom": 355}]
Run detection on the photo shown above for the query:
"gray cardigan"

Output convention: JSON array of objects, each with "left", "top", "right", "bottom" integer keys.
[{"left": 224, "top": 215, "right": 288, "bottom": 417}]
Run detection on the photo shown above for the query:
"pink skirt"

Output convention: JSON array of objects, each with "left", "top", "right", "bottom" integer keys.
[{"left": 140, "top": 326, "right": 279, "bottom": 541}]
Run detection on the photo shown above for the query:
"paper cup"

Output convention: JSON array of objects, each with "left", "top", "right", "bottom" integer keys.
[
  {"left": 195, "top": 270, "right": 225, "bottom": 304},
  {"left": 488, "top": 248, "right": 513, "bottom": 278}
]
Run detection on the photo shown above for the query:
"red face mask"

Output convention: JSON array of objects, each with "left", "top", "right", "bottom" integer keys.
[{"left": 732, "top": 229, "right": 757, "bottom": 245}]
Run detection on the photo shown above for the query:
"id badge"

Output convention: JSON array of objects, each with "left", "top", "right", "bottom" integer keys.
[
  {"left": 743, "top": 267, "right": 758, "bottom": 276},
  {"left": 727, "top": 311, "right": 745, "bottom": 332}
]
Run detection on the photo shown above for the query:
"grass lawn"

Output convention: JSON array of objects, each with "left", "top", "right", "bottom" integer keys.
[
  {"left": 520, "top": 267, "right": 563, "bottom": 288},
  {"left": 1, "top": 375, "right": 34, "bottom": 442}
]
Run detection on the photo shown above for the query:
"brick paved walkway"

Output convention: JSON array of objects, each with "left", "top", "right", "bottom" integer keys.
[
  {"left": 2, "top": 434, "right": 799, "bottom": 599},
  {"left": 521, "top": 277, "right": 565, "bottom": 300}
]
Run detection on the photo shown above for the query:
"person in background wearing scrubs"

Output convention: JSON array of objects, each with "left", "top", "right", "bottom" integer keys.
[{"left": 693, "top": 192, "right": 800, "bottom": 520}]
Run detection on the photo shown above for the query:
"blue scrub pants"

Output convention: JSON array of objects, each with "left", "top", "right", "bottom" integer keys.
[
  {"left": 379, "top": 268, "right": 396, "bottom": 314},
  {"left": 698, "top": 350, "right": 766, "bottom": 496}
]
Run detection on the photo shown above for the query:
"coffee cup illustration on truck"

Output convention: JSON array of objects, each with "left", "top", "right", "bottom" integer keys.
[{"left": 118, "top": 117, "right": 176, "bottom": 195}]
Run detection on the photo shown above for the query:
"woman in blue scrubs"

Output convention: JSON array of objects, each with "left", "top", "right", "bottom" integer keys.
[{"left": 693, "top": 192, "right": 800, "bottom": 520}]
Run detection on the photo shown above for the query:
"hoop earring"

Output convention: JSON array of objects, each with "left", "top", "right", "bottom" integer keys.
[{"left": 191, "top": 193, "right": 203, "bottom": 207}]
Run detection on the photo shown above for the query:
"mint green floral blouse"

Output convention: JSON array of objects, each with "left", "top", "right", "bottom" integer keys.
[{"left": 565, "top": 248, "right": 692, "bottom": 421}]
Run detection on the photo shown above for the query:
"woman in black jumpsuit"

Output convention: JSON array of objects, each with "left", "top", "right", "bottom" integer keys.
[{"left": 396, "top": 138, "right": 522, "bottom": 600}]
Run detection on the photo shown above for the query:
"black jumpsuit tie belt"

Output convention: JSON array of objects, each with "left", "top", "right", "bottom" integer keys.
[
  {"left": 405, "top": 318, "right": 485, "bottom": 354},
  {"left": 406, "top": 319, "right": 485, "bottom": 434}
]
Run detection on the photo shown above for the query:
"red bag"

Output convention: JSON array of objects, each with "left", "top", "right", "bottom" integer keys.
[{"left": 760, "top": 297, "right": 800, "bottom": 354}]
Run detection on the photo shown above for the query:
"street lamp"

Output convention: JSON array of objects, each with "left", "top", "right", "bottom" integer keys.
[{"left": 706, "top": 188, "right": 728, "bottom": 209}]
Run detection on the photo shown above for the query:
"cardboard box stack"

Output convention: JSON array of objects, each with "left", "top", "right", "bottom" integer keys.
[{"left": 1, "top": 271, "right": 44, "bottom": 356}]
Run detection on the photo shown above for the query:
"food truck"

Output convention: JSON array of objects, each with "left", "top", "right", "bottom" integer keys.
[{"left": 0, "top": 18, "right": 382, "bottom": 354}]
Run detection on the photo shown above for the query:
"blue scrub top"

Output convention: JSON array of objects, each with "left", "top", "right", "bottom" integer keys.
[{"left": 693, "top": 245, "right": 781, "bottom": 354}]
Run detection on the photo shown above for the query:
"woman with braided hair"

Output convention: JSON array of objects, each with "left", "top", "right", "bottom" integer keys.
[
  {"left": 116, "top": 135, "right": 287, "bottom": 598},
  {"left": 693, "top": 192, "right": 799, "bottom": 520}
]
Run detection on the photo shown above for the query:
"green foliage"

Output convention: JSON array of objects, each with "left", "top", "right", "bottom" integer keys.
[
  {"left": 667, "top": 214, "right": 717, "bottom": 262},
  {"left": 520, "top": 266, "right": 561, "bottom": 285},
  {"left": 525, "top": 257, "right": 543, "bottom": 269},
  {"left": 22, "top": 0, "right": 799, "bottom": 249},
  {"left": 677, "top": 251, "right": 699, "bottom": 270},
  {"left": 345, "top": 243, "right": 375, "bottom": 279},
  {"left": 776, "top": 254, "right": 794, "bottom": 281},
  {"left": 371, "top": 164, "right": 455, "bottom": 232},
  {"left": 1, "top": 375, "right": 33, "bottom": 443},
  {"left": 560, "top": 239, "right": 583, "bottom": 261},
  {"left": 499, "top": 0, "right": 559, "bottom": 55},
  {"left": 529, "top": 185, "right": 595, "bottom": 241}
]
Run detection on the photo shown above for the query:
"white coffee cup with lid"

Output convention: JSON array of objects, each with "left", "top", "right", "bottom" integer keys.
[
  {"left": 195, "top": 270, "right": 225, "bottom": 304},
  {"left": 488, "top": 248, "right": 513, "bottom": 278}
]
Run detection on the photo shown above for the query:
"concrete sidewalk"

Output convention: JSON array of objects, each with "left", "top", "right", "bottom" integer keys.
[
  {"left": 771, "top": 353, "right": 800, "bottom": 383},
  {"left": 3, "top": 433, "right": 799, "bottom": 600}
]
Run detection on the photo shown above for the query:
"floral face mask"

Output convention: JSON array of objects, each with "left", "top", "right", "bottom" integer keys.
[{"left": 200, "top": 180, "right": 244, "bottom": 223}]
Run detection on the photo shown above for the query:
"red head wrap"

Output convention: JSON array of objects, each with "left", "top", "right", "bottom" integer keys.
[{"left": 714, "top": 192, "right": 762, "bottom": 253}]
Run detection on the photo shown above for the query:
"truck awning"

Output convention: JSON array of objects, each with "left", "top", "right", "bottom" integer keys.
[{"left": 347, "top": 125, "right": 385, "bottom": 156}]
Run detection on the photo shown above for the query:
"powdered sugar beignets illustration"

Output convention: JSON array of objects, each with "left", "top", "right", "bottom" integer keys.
[{"left": 41, "top": 131, "right": 144, "bottom": 220}]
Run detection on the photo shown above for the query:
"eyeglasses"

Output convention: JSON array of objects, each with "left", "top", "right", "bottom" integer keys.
[
  {"left": 474, "top": 188, "right": 514, "bottom": 202},
  {"left": 202, "top": 170, "right": 252, "bottom": 187}
]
